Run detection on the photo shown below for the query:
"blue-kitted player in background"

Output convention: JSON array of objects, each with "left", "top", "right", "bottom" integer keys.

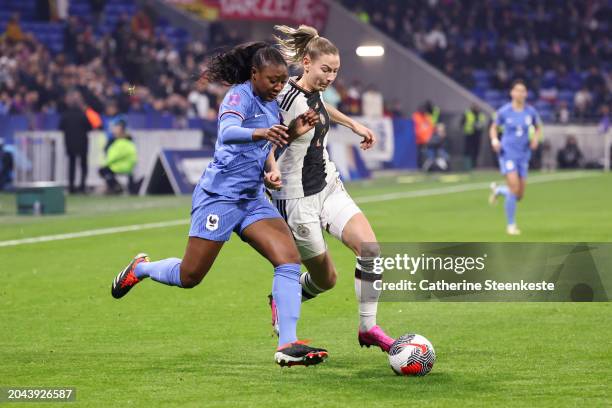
[
  {"left": 489, "top": 79, "right": 542, "bottom": 235},
  {"left": 110, "top": 42, "right": 328, "bottom": 367}
]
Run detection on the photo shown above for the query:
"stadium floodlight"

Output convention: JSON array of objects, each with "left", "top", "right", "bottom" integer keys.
[{"left": 356, "top": 45, "right": 384, "bottom": 57}]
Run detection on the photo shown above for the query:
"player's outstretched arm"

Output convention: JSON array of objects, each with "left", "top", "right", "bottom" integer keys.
[{"left": 326, "top": 103, "right": 376, "bottom": 150}]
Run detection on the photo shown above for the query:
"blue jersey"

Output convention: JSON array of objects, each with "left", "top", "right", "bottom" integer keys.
[
  {"left": 494, "top": 103, "right": 541, "bottom": 159},
  {"left": 199, "top": 81, "right": 280, "bottom": 199}
]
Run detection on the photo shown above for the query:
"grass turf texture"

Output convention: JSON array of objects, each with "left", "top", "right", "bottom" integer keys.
[{"left": 1, "top": 170, "right": 610, "bottom": 407}]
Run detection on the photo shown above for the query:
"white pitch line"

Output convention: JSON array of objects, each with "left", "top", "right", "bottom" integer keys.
[
  {"left": 0, "top": 219, "right": 189, "bottom": 248},
  {"left": 353, "top": 171, "right": 597, "bottom": 204},
  {"left": 0, "top": 171, "right": 599, "bottom": 248}
]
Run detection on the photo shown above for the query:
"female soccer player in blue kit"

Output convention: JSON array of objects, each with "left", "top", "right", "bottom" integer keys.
[
  {"left": 489, "top": 79, "right": 542, "bottom": 235},
  {"left": 110, "top": 42, "right": 328, "bottom": 367}
]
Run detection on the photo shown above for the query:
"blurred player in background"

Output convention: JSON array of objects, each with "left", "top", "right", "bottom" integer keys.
[
  {"left": 489, "top": 79, "right": 542, "bottom": 235},
  {"left": 266, "top": 25, "right": 395, "bottom": 352},
  {"left": 110, "top": 42, "right": 327, "bottom": 367}
]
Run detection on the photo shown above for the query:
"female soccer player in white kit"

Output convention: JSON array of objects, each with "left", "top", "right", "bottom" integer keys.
[{"left": 265, "top": 25, "right": 395, "bottom": 352}]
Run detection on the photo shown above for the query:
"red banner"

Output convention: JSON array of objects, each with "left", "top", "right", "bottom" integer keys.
[{"left": 166, "top": 0, "right": 329, "bottom": 31}]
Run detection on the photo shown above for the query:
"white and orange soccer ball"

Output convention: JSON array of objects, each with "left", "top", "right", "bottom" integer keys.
[{"left": 388, "top": 334, "right": 436, "bottom": 376}]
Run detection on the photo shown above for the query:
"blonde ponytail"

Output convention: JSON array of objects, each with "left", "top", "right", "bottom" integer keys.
[{"left": 274, "top": 24, "right": 338, "bottom": 64}]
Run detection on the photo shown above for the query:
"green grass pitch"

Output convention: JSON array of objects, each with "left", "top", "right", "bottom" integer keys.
[{"left": 1, "top": 170, "right": 610, "bottom": 407}]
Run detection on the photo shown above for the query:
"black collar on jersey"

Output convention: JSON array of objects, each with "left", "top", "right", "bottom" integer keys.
[{"left": 289, "top": 76, "right": 315, "bottom": 96}]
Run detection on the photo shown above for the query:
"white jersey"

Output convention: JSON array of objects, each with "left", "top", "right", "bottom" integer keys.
[{"left": 270, "top": 77, "right": 338, "bottom": 200}]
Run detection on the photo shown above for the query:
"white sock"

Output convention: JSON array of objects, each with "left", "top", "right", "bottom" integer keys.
[
  {"left": 354, "top": 256, "right": 381, "bottom": 332},
  {"left": 300, "top": 272, "right": 326, "bottom": 302}
]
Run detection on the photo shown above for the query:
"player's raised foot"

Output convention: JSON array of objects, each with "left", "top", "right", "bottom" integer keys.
[
  {"left": 488, "top": 182, "right": 498, "bottom": 205},
  {"left": 358, "top": 325, "right": 395, "bottom": 353},
  {"left": 111, "top": 253, "right": 150, "bottom": 299},
  {"left": 274, "top": 340, "right": 328, "bottom": 367},
  {"left": 506, "top": 224, "right": 521, "bottom": 236},
  {"left": 267, "top": 294, "right": 280, "bottom": 337}
]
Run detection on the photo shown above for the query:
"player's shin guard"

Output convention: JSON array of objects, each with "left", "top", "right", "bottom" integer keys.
[
  {"left": 354, "top": 256, "right": 383, "bottom": 332},
  {"left": 135, "top": 258, "right": 183, "bottom": 287},
  {"left": 272, "top": 263, "right": 302, "bottom": 347},
  {"left": 300, "top": 272, "right": 326, "bottom": 301}
]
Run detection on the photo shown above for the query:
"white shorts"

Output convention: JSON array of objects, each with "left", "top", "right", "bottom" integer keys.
[{"left": 273, "top": 177, "right": 361, "bottom": 260}]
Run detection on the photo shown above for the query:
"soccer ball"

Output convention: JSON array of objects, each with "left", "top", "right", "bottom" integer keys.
[{"left": 388, "top": 334, "right": 436, "bottom": 376}]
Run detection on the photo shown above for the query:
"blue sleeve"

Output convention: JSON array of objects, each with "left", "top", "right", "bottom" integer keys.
[
  {"left": 218, "top": 87, "right": 255, "bottom": 144},
  {"left": 219, "top": 114, "right": 254, "bottom": 144}
]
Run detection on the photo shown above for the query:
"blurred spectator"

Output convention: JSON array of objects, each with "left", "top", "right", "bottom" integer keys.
[
  {"left": 385, "top": 98, "right": 404, "bottom": 118},
  {"left": 362, "top": 84, "right": 383, "bottom": 118},
  {"left": 557, "top": 136, "right": 583, "bottom": 169},
  {"left": 89, "top": 0, "right": 106, "bottom": 26},
  {"left": 461, "top": 104, "right": 487, "bottom": 169},
  {"left": 574, "top": 87, "right": 593, "bottom": 122},
  {"left": 55, "top": 0, "right": 70, "bottom": 21},
  {"left": 598, "top": 104, "right": 610, "bottom": 135},
  {"left": 541, "top": 140, "right": 555, "bottom": 171},
  {"left": 98, "top": 119, "right": 140, "bottom": 194},
  {"left": 0, "top": 92, "right": 11, "bottom": 115},
  {"left": 412, "top": 103, "right": 434, "bottom": 166},
  {"left": 188, "top": 80, "right": 212, "bottom": 120},
  {"left": 102, "top": 100, "right": 125, "bottom": 151},
  {"left": 59, "top": 90, "right": 92, "bottom": 193},
  {"left": 424, "top": 100, "right": 440, "bottom": 125},
  {"left": 423, "top": 123, "right": 450, "bottom": 172},
  {"left": 4, "top": 14, "right": 25, "bottom": 43},
  {"left": 555, "top": 101, "right": 571, "bottom": 124},
  {"left": 346, "top": 80, "right": 362, "bottom": 115},
  {"left": 322, "top": 84, "right": 341, "bottom": 110},
  {"left": 131, "top": 10, "right": 154, "bottom": 39},
  {"left": 0, "top": 138, "right": 14, "bottom": 190}
]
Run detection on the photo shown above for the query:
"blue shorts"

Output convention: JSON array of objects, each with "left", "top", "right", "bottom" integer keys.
[
  {"left": 189, "top": 187, "right": 282, "bottom": 241},
  {"left": 498, "top": 156, "right": 529, "bottom": 178}
]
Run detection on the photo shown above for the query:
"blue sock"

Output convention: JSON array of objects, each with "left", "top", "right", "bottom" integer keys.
[
  {"left": 135, "top": 258, "right": 183, "bottom": 287},
  {"left": 495, "top": 185, "right": 510, "bottom": 198},
  {"left": 272, "top": 263, "right": 302, "bottom": 347},
  {"left": 505, "top": 193, "right": 517, "bottom": 225}
]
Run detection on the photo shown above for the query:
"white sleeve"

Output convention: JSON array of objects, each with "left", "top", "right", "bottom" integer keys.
[{"left": 279, "top": 93, "right": 308, "bottom": 126}]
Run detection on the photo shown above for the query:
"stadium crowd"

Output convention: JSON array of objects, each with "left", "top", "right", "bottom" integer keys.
[
  {"left": 0, "top": 8, "right": 393, "bottom": 123},
  {"left": 0, "top": 9, "right": 248, "bottom": 121},
  {"left": 343, "top": 0, "right": 612, "bottom": 123}
]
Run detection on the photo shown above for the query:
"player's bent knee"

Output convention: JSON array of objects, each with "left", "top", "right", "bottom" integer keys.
[
  {"left": 270, "top": 250, "right": 301, "bottom": 267},
  {"left": 179, "top": 265, "right": 207, "bottom": 288},
  {"left": 325, "top": 270, "right": 338, "bottom": 289},
  {"left": 310, "top": 267, "right": 336, "bottom": 290},
  {"left": 359, "top": 242, "right": 381, "bottom": 258}
]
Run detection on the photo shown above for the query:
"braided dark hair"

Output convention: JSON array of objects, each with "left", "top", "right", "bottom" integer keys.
[{"left": 203, "top": 42, "right": 287, "bottom": 85}]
